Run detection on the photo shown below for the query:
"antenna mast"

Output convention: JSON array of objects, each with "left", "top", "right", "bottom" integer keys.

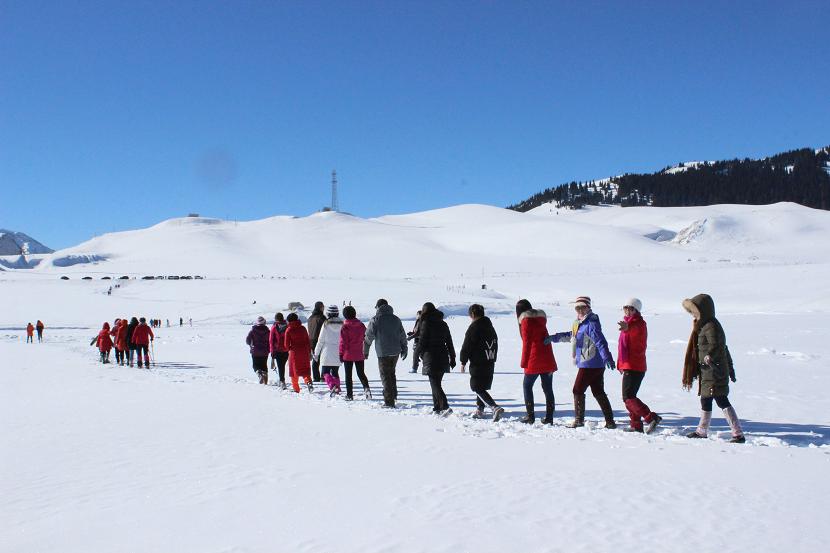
[{"left": 331, "top": 170, "right": 339, "bottom": 212}]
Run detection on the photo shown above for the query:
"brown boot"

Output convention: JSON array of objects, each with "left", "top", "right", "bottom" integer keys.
[
  {"left": 596, "top": 393, "right": 616, "bottom": 429},
  {"left": 569, "top": 394, "right": 585, "bottom": 428}
]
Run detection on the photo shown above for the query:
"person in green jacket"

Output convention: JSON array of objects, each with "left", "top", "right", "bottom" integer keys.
[{"left": 682, "top": 294, "right": 745, "bottom": 443}]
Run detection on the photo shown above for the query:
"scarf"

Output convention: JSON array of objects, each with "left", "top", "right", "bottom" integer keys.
[{"left": 682, "top": 320, "right": 700, "bottom": 391}]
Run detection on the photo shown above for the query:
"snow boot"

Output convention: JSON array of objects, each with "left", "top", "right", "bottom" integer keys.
[
  {"left": 520, "top": 402, "right": 535, "bottom": 424},
  {"left": 541, "top": 400, "right": 555, "bottom": 425},
  {"left": 279, "top": 380, "right": 287, "bottom": 391},
  {"left": 492, "top": 405, "right": 505, "bottom": 422},
  {"left": 472, "top": 407, "right": 486, "bottom": 419},
  {"left": 596, "top": 393, "right": 616, "bottom": 429},
  {"left": 687, "top": 410, "right": 712, "bottom": 438},
  {"left": 723, "top": 406, "right": 745, "bottom": 443},
  {"left": 439, "top": 408, "right": 453, "bottom": 418},
  {"left": 623, "top": 426, "right": 644, "bottom": 433},
  {"left": 363, "top": 386, "right": 372, "bottom": 400},
  {"left": 569, "top": 394, "right": 585, "bottom": 428},
  {"left": 258, "top": 370, "right": 268, "bottom": 385},
  {"left": 644, "top": 414, "right": 662, "bottom": 435}
]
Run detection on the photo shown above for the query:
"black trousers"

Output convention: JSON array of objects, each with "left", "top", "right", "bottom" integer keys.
[
  {"left": 428, "top": 371, "right": 449, "bottom": 412},
  {"left": 622, "top": 370, "right": 645, "bottom": 400},
  {"left": 378, "top": 356, "right": 399, "bottom": 406},
  {"left": 272, "top": 351, "right": 288, "bottom": 381},
  {"left": 343, "top": 360, "right": 369, "bottom": 396},
  {"left": 701, "top": 396, "right": 731, "bottom": 411}
]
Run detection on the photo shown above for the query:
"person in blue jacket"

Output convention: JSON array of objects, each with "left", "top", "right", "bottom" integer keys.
[{"left": 546, "top": 296, "right": 617, "bottom": 429}]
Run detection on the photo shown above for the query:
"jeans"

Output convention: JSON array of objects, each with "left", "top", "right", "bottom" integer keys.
[{"left": 523, "top": 372, "right": 554, "bottom": 407}]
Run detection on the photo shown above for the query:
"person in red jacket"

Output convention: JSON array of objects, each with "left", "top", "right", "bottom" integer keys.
[
  {"left": 26, "top": 323, "right": 34, "bottom": 343},
  {"left": 517, "top": 299, "right": 558, "bottom": 424},
  {"left": 617, "top": 298, "right": 661, "bottom": 433},
  {"left": 269, "top": 312, "right": 289, "bottom": 389},
  {"left": 97, "top": 322, "right": 114, "bottom": 364},
  {"left": 284, "top": 312, "right": 313, "bottom": 393},
  {"left": 131, "top": 317, "right": 154, "bottom": 368},
  {"left": 114, "top": 318, "right": 129, "bottom": 365}
]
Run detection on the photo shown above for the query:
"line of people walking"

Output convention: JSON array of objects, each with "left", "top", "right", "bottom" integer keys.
[
  {"left": 25, "top": 320, "right": 45, "bottom": 343},
  {"left": 93, "top": 316, "right": 155, "bottom": 367},
  {"left": 242, "top": 293, "right": 745, "bottom": 442}
]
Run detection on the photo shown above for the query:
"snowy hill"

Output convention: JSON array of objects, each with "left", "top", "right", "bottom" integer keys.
[
  {"left": 20, "top": 203, "right": 830, "bottom": 281},
  {"left": 0, "top": 228, "right": 53, "bottom": 255}
]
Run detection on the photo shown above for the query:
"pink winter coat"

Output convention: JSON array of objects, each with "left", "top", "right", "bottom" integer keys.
[
  {"left": 339, "top": 318, "right": 366, "bottom": 362},
  {"left": 284, "top": 320, "right": 311, "bottom": 377},
  {"left": 617, "top": 312, "right": 647, "bottom": 372}
]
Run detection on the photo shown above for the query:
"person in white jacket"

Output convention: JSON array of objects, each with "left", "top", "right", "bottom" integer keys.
[{"left": 314, "top": 305, "right": 344, "bottom": 396}]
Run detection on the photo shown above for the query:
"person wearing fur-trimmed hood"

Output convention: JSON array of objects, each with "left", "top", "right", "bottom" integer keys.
[
  {"left": 682, "top": 293, "right": 744, "bottom": 443},
  {"left": 546, "top": 296, "right": 617, "bottom": 429},
  {"left": 314, "top": 305, "right": 344, "bottom": 396},
  {"left": 516, "top": 299, "right": 557, "bottom": 425}
]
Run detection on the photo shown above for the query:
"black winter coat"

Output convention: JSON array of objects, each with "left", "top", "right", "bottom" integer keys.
[
  {"left": 416, "top": 309, "right": 455, "bottom": 375},
  {"left": 307, "top": 310, "right": 326, "bottom": 349},
  {"left": 459, "top": 316, "right": 498, "bottom": 370}
]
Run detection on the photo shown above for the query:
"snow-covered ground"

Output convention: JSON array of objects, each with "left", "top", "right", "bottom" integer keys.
[{"left": 2, "top": 203, "right": 829, "bottom": 552}]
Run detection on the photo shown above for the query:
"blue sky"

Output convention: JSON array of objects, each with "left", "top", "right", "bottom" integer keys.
[{"left": 1, "top": 0, "right": 828, "bottom": 249}]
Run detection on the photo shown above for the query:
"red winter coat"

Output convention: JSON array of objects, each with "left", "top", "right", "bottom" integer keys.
[
  {"left": 284, "top": 320, "right": 311, "bottom": 377},
  {"left": 97, "top": 323, "right": 113, "bottom": 352},
  {"left": 115, "top": 321, "right": 128, "bottom": 352},
  {"left": 618, "top": 312, "right": 647, "bottom": 372},
  {"left": 269, "top": 321, "right": 288, "bottom": 353},
  {"left": 26, "top": 324, "right": 34, "bottom": 337},
  {"left": 519, "top": 310, "right": 557, "bottom": 375},
  {"left": 339, "top": 318, "right": 366, "bottom": 362},
  {"left": 131, "top": 323, "right": 154, "bottom": 345}
]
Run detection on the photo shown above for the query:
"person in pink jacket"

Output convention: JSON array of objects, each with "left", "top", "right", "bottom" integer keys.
[
  {"left": 339, "top": 306, "right": 371, "bottom": 400},
  {"left": 617, "top": 298, "right": 661, "bottom": 434}
]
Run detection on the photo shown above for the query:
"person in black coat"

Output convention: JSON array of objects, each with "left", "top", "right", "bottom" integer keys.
[
  {"left": 126, "top": 317, "right": 139, "bottom": 367},
  {"left": 459, "top": 304, "right": 504, "bottom": 422},
  {"left": 415, "top": 302, "right": 455, "bottom": 415}
]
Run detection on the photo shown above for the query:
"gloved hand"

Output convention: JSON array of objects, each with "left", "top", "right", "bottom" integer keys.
[
  {"left": 605, "top": 359, "right": 616, "bottom": 370},
  {"left": 400, "top": 350, "right": 408, "bottom": 360},
  {"left": 730, "top": 374, "right": 737, "bottom": 383},
  {"left": 450, "top": 358, "right": 456, "bottom": 369}
]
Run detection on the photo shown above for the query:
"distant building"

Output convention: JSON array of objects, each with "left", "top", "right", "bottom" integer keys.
[{"left": 187, "top": 213, "right": 200, "bottom": 218}]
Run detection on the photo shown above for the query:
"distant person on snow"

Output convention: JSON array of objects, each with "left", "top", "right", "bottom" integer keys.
[
  {"left": 415, "top": 302, "right": 455, "bottom": 416},
  {"left": 36, "top": 320, "right": 44, "bottom": 342},
  {"left": 517, "top": 299, "right": 557, "bottom": 425},
  {"left": 682, "top": 293, "right": 744, "bottom": 443},
  {"left": 546, "top": 296, "right": 616, "bottom": 429},
  {"left": 364, "top": 299, "right": 408, "bottom": 408},
  {"left": 246, "top": 316, "right": 270, "bottom": 385},
  {"left": 126, "top": 317, "right": 139, "bottom": 366},
  {"left": 97, "top": 322, "right": 113, "bottom": 363},
  {"left": 314, "top": 305, "right": 344, "bottom": 396},
  {"left": 617, "top": 298, "right": 662, "bottom": 434},
  {"left": 460, "top": 304, "right": 504, "bottom": 422},
  {"left": 306, "top": 301, "right": 326, "bottom": 382},
  {"left": 26, "top": 323, "right": 34, "bottom": 343},
  {"left": 285, "top": 312, "right": 313, "bottom": 393},
  {"left": 269, "top": 313, "right": 289, "bottom": 389},
  {"left": 132, "top": 317, "right": 155, "bottom": 368},
  {"left": 179, "top": 317, "right": 183, "bottom": 327},
  {"left": 339, "top": 305, "right": 370, "bottom": 400}
]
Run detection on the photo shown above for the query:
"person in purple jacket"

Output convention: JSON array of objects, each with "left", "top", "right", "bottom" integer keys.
[{"left": 246, "top": 315, "right": 271, "bottom": 385}]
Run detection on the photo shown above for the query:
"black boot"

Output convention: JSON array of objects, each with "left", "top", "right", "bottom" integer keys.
[
  {"left": 541, "top": 400, "right": 554, "bottom": 425},
  {"left": 596, "top": 393, "right": 617, "bottom": 429},
  {"left": 569, "top": 394, "right": 585, "bottom": 428},
  {"left": 520, "top": 402, "right": 535, "bottom": 424}
]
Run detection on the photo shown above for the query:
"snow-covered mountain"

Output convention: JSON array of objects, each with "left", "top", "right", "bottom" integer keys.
[
  {"left": 19, "top": 203, "right": 830, "bottom": 281},
  {"left": 0, "top": 229, "right": 53, "bottom": 255}
]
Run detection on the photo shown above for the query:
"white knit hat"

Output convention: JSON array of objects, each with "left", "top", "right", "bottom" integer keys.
[{"left": 623, "top": 298, "right": 642, "bottom": 312}]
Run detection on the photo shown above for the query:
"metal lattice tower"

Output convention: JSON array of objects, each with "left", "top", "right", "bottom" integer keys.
[{"left": 331, "top": 170, "right": 339, "bottom": 212}]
